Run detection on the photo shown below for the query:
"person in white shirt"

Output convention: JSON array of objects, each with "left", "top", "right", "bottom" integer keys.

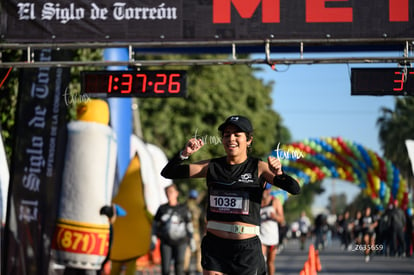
[
  {"left": 298, "top": 211, "right": 311, "bottom": 250},
  {"left": 259, "top": 183, "right": 285, "bottom": 275}
]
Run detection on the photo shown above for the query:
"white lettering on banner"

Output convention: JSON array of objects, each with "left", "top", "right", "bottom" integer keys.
[
  {"left": 113, "top": 2, "right": 177, "bottom": 20},
  {"left": 42, "top": 3, "right": 85, "bottom": 24},
  {"left": 30, "top": 82, "right": 49, "bottom": 99},
  {"left": 17, "top": 2, "right": 35, "bottom": 19},
  {"left": 15, "top": 47, "right": 59, "bottom": 230},
  {"left": 31, "top": 66, "right": 51, "bottom": 99},
  {"left": 23, "top": 136, "right": 44, "bottom": 192},
  {"left": 46, "top": 118, "right": 57, "bottom": 177},
  {"left": 90, "top": 3, "right": 108, "bottom": 20},
  {"left": 46, "top": 68, "right": 63, "bottom": 177},
  {"left": 16, "top": 2, "right": 179, "bottom": 24},
  {"left": 28, "top": 106, "right": 47, "bottom": 129}
]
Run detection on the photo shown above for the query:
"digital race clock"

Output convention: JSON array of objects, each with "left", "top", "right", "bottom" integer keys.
[
  {"left": 351, "top": 68, "right": 414, "bottom": 96},
  {"left": 81, "top": 70, "right": 187, "bottom": 97}
]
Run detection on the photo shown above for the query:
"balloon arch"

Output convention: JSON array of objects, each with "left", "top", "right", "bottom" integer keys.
[{"left": 269, "top": 137, "right": 412, "bottom": 214}]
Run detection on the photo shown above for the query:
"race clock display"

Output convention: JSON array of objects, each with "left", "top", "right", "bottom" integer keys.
[
  {"left": 351, "top": 68, "right": 414, "bottom": 96},
  {"left": 81, "top": 70, "right": 187, "bottom": 97}
]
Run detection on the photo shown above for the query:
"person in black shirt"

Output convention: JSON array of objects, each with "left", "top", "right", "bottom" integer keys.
[
  {"left": 389, "top": 200, "right": 406, "bottom": 257},
  {"left": 338, "top": 210, "right": 352, "bottom": 251},
  {"left": 151, "top": 184, "right": 195, "bottom": 275},
  {"left": 314, "top": 213, "right": 328, "bottom": 250},
  {"left": 161, "top": 115, "right": 300, "bottom": 275},
  {"left": 361, "top": 206, "right": 378, "bottom": 262},
  {"left": 352, "top": 210, "right": 363, "bottom": 245}
]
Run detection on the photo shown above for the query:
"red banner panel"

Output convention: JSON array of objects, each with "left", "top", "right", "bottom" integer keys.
[{"left": 1, "top": 0, "right": 413, "bottom": 43}]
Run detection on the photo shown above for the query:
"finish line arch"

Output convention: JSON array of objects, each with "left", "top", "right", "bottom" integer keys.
[{"left": 270, "top": 137, "right": 412, "bottom": 213}]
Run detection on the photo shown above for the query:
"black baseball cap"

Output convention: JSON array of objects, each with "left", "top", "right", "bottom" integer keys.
[{"left": 218, "top": 115, "right": 253, "bottom": 133}]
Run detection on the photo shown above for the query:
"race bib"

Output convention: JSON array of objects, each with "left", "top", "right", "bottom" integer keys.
[{"left": 209, "top": 190, "right": 249, "bottom": 215}]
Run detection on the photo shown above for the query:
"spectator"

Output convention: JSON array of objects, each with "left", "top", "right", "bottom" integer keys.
[
  {"left": 405, "top": 210, "right": 413, "bottom": 257},
  {"left": 314, "top": 213, "right": 328, "bottom": 250},
  {"left": 184, "top": 189, "right": 203, "bottom": 275},
  {"left": 151, "top": 184, "right": 195, "bottom": 275},
  {"left": 352, "top": 210, "right": 363, "bottom": 245},
  {"left": 298, "top": 211, "right": 311, "bottom": 250},
  {"left": 389, "top": 200, "right": 406, "bottom": 257},
  {"left": 377, "top": 206, "right": 393, "bottom": 256},
  {"left": 259, "top": 183, "right": 284, "bottom": 275},
  {"left": 98, "top": 204, "right": 127, "bottom": 275},
  {"left": 338, "top": 211, "right": 352, "bottom": 251},
  {"left": 361, "top": 206, "right": 378, "bottom": 262}
]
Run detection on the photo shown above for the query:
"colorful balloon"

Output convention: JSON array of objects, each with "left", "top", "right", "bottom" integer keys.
[{"left": 273, "top": 137, "right": 411, "bottom": 211}]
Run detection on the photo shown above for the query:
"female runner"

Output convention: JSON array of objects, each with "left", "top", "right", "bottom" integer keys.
[{"left": 161, "top": 115, "right": 300, "bottom": 275}]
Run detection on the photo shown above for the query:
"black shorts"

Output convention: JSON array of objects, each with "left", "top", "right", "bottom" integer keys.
[
  {"left": 363, "top": 230, "right": 376, "bottom": 238},
  {"left": 201, "top": 232, "right": 266, "bottom": 275}
]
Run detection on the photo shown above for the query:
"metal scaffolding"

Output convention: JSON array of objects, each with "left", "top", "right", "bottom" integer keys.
[{"left": 0, "top": 38, "right": 413, "bottom": 68}]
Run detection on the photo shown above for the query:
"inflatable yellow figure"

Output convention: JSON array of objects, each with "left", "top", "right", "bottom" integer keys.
[
  {"left": 52, "top": 99, "right": 117, "bottom": 271},
  {"left": 109, "top": 154, "right": 153, "bottom": 275},
  {"left": 108, "top": 131, "right": 172, "bottom": 275},
  {"left": 76, "top": 99, "right": 110, "bottom": 125}
]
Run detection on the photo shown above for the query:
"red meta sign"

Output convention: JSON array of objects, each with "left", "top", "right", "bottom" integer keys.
[
  {"left": 2, "top": 0, "right": 412, "bottom": 43},
  {"left": 213, "top": 0, "right": 409, "bottom": 23}
]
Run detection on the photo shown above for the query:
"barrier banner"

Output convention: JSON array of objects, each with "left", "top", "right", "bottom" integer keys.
[
  {"left": 1, "top": 0, "right": 413, "bottom": 43},
  {"left": 2, "top": 49, "right": 72, "bottom": 275}
]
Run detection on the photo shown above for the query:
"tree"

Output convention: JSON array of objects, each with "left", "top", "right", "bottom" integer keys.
[
  {"left": 1, "top": 51, "right": 295, "bottom": 202},
  {"left": 377, "top": 97, "right": 414, "bottom": 191},
  {"left": 0, "top": 49, "right": 102, "bottom": 162},
  {"left": 134, "top": 54, "right": 293, "bottom": 196},
  {"left": 347, "top": 192, "right": 377, "bottom": 216},
  {"left": 284, "top": 180, "right": 324, "bottom": 223},
  {"left": 0, "top": 50, "right": 21, "bottom": 161},
  {"left": 137, "top": 55, "right": 290, "bottom": 160},
  {"left": 327, "top": 193, "right": 348, "bottom": 215}
]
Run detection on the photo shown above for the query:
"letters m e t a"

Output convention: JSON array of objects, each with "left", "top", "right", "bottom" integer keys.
[{"left": 212, "top": 0, "right": 409, "bottom": 24}]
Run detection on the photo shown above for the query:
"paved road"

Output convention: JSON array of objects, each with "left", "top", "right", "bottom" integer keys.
[
  {"left": 134, "top": 237, "right": 414, "bottom": 275},
  {"left": 275, "top": 238, "right": 414, "bottom": 275},
  {"left": 51, "top": 237, "right": 413, "bottom": 274}
]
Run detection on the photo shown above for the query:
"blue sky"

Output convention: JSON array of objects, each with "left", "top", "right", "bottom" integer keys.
[{"left": 253, "top": 51, "right": 403, "bottom": 210}]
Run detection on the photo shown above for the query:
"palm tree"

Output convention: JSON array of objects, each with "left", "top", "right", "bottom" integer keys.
[{"left": 377, "top": 97, "right": 414, "bottom": 190}]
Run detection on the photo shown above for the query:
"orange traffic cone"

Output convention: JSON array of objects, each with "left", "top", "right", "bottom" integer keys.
[
  {"left": 308, "top": 244, "right": 316, "bottom": 275},
  {"left": 305, "top": 260, "right": 311, "bottom": 275},
  {"left": 315, "top": 249, "right": 322, "bottom": 272}
]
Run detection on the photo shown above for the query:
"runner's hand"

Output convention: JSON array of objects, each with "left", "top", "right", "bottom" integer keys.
[
  {"left": 182, "top": 138, "right": 204, "bottom": 157},
  {"left": 267, "top": 156, "right": 283, "bottom": 175}
]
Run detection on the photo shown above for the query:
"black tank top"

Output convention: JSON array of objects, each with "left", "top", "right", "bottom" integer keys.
[{"left": 206, "top": 156, "right": 265, "bottom": 226}]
